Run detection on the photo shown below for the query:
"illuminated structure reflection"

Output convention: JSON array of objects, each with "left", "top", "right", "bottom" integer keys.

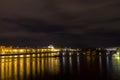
[{"left": 0, "top": 56, "right": 60, "bottom": 80}]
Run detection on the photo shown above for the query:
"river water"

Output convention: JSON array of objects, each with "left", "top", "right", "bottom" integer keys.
[{"left": 0, "top": 54, "right": 120, "bottom": 80}]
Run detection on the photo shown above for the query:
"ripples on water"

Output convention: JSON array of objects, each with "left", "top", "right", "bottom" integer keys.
[{"left": 0, "top": 54, "right": 120, "bottom": 80}]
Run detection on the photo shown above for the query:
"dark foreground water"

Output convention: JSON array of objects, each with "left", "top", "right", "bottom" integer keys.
[{"left": 0, "top": 55, "right": 120, "bottom": 80}]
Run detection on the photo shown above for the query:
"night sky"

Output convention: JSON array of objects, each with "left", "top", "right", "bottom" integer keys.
[{"left": 0, "top": 0, "right": 120, "bottom": 48}]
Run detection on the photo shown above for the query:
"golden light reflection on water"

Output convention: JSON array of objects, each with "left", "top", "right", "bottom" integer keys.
[{"left": 0, "top": 56, "right": 60, "bottom": 80}]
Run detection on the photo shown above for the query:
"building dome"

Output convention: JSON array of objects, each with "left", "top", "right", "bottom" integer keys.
[{"left": 48, "top": 45, "right": 54, "bottom": 49}]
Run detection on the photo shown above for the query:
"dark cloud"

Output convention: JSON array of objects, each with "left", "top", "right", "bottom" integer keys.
[{"left": 0, "top": 0, "right": 120, "bottom": 47}]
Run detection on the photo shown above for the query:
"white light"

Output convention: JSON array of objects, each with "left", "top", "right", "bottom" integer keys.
[
  {"left": 48, "top": 45, "right": 54, "bottom": 49},
  {"left": 117, "top": 51, "right": 120, "bottom": 55},
  {"left": 106, "top": 48, "right": 117, "bottom": 51}
]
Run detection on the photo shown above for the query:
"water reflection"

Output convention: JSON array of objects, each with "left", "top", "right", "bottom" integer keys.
[
  {"left": 0, "top": 56, "right": 60, "bottom": 80},
  {"left": 59, "top": 56, "right": 120, "bottom": 80},
  {"left": 1, "top": 54, "right": 120, "bottom": 80}
]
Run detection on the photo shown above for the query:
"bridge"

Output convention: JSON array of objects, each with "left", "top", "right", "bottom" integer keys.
[
  {"left": 0, "top": 49, "right": 118, "bottom": 58},
  {"left": 0, "top": 46, "right": 119, "bottom": 57}
]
